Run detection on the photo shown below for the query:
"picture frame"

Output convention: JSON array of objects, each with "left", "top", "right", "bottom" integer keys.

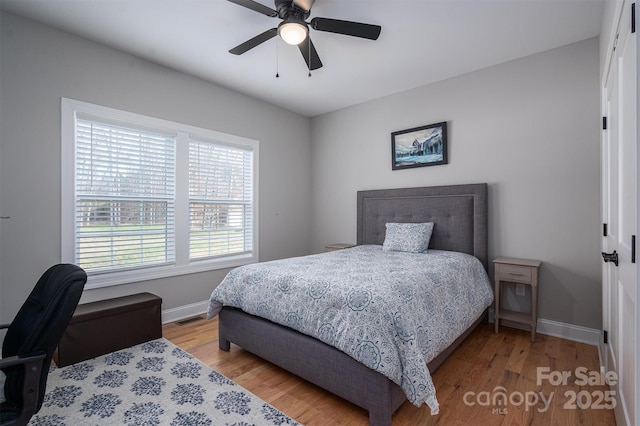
[{"left": 391, "top": 121, "right": 448, "bottom": 170}]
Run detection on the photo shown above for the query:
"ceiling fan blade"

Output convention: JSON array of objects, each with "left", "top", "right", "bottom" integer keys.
[
  {"left": 229, "top": 28, "right": 278, "bottom": 55},
  {"left": 227, "top": 0, "right": 278, "bottom": 17},
  {"left": 298, "top": 37, "right": 323, "bottom": 70},
  {"left": 292, "top": 0, "right": 315, "bottom": 12},
  {"left": 311, "top": 17, "right": 381, "bottom": 40}
]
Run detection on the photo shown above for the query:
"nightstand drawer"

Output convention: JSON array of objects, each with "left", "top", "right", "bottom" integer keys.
[{"left": 497, "top": 264, "right": 532, "bottom": 282}]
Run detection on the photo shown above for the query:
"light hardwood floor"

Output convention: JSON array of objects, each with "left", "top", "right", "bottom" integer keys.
[{"left": 163, "top": 316, "right": 616, "bottom": 426}]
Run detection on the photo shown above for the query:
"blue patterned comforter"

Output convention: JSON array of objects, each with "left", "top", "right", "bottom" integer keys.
[{"left": 207, "top": 245, "right": 493, "bottom": 414}]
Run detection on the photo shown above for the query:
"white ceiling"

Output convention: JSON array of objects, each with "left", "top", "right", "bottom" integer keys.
[{"left": 0, "top": 0, "right": 604, "bottom": 117}]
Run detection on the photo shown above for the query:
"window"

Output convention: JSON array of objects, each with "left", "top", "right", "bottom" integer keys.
[
  {"left": 74, "top": 119, "right": 176, "bottom": 273},
  {"left": 62, "top": 98, "right": 258, "bottom": 288},
  {"left": 189, "top": 140, "right": 253, "bottom": 260}
]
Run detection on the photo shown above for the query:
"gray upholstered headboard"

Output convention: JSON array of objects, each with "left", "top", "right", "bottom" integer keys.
[{"left": 356, "top": 183, "right": 488, "bottom": 270}]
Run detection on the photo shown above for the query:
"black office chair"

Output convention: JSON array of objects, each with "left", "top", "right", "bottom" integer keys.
[{"left": 0, "top": 264, "right": 87, "bottom": 426}]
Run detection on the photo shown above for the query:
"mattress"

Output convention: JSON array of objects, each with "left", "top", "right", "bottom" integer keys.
[{"left": 208, "top": 245, "right": 493, "bottom": 413}]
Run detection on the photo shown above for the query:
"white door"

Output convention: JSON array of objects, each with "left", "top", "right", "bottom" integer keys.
[{"left": 601, "top": 2, "right": 637, "bottom": 425}]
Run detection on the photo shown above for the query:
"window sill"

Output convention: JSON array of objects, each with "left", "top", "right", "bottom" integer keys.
[{"left": 83, "top": 253, "right": 258, "bottom": 289}]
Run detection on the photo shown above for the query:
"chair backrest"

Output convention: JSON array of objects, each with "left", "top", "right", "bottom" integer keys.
[{"left": 2, "top": 264, "right": 87, "bottom": 412}]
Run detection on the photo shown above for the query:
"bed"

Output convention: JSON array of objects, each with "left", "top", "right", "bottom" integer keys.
[{"left": 207, "top": 183, "right": 492, "bottom": 426}]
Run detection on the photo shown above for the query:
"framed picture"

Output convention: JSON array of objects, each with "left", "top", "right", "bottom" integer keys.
[{"left": 391, "top": 122, "right": 448, "bottom": 170}]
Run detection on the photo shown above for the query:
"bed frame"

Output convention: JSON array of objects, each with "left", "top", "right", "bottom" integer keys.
[{"left": 218, "top": 183, "right": 489, "bottom": 426}]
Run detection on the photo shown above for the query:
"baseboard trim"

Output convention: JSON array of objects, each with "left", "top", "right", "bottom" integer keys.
[
  {"left": 499, "top": 317, "right": 600, "bottom": 346},
  {"left": 537, "top": 318, "right": 600, "bottom": 345},
  {"left": 162, "top": 300, "right": 209, "bottom": 324},
  {"left": 598, "top": 341, "right": 605, "bottom": 370}
]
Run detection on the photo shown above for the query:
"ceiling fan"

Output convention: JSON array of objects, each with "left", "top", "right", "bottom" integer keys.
[{"left": 227, "top": 0, "right": 382, "bottom": 71}]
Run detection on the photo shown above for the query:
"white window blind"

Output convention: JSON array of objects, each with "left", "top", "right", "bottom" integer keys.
[
  {"left": 62, "top": 98, "right": 259, "bottom": 288},
  {"left": 74, "top": 118, "right": 176, "bottom": 273},
  {"left": 189, "top": 140, "right": 253, "bottom": 260}
]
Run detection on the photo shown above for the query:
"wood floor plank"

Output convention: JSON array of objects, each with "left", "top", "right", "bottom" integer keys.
[
  {"left": 505, "top": 332, "right": 531, "bottom": 375},
  {"left": 163, "top": 316, "right": 616, "bottom": 425}
]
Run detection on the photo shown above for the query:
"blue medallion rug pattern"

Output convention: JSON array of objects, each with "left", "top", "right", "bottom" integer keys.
[{"left": 28, "top": 338, "right": 300, "bottom": 426}]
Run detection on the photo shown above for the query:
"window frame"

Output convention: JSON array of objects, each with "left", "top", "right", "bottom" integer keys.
[{"left": 61, "top": 98, "right": 259, "bottom": 289}]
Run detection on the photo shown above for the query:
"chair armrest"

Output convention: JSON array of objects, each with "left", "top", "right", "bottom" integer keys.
[
  {"left": 0, "top": 352, "right": 46, "bottom": 369},
  {"left": 0, "top": 323, "right": 10, "bottom": 330},
  {"left": 0, "top": 352, "right": 46, "bottom": 426}
]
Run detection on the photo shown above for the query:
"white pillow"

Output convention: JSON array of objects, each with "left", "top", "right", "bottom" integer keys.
[{"left": 382, "top": 222, "right": 434, "bottom": 253}]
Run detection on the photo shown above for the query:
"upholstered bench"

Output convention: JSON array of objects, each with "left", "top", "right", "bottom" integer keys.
[{"left": 53, "top": 292, "right": 162, "bottom": 367}]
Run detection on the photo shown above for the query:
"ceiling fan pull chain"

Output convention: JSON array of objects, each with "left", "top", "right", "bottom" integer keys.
[
  {"left": 276, "top": 40, "right": 280, "bottom": 78},
  {"left": 308, "top": 37, "right": 312, "bottom": 77}
]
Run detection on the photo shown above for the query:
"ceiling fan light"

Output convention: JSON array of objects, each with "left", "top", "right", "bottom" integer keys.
[{"left": 278, "top": 21, "right": 308, "bottom": 45}]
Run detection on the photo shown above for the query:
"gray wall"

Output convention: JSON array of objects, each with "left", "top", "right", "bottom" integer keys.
[
  {"left": 0, "top": 12, "right": 312, "bottom": 322},
  {"left": 310, "top": 38, "right": 601, "bottom": 329}
]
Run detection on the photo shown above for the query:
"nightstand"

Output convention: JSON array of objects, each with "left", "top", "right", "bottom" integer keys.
[
  {"left": 324, "top": 243, "right": 355, "bottom": 252},
  {"left": 493, "top": 257, "right": 542, "bottom": 342}
]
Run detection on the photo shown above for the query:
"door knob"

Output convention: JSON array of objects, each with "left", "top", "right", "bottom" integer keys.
[{"left": 601, "top": 250, "right": 619, "bottom": 266}]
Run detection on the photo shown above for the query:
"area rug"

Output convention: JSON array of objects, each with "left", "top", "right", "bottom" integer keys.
[{"left": 28, "top": 338, "right": 301, "bottom": 426}]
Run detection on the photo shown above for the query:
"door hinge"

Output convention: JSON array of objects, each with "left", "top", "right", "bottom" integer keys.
[
  {"left": 632, "top": 235, "right": 636, "bottom": 263},
  {"left": 604, "top": 330, "right": 608, "bottom": 344},
  {"left": 602, "top": 116, "right": 607, "bottom": 130},
  {"left": 632, "top": 3, "right": 636, "bottom": 34},
  {"left": 603, "top": 223, "right": 608, "bottom": 236}
]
